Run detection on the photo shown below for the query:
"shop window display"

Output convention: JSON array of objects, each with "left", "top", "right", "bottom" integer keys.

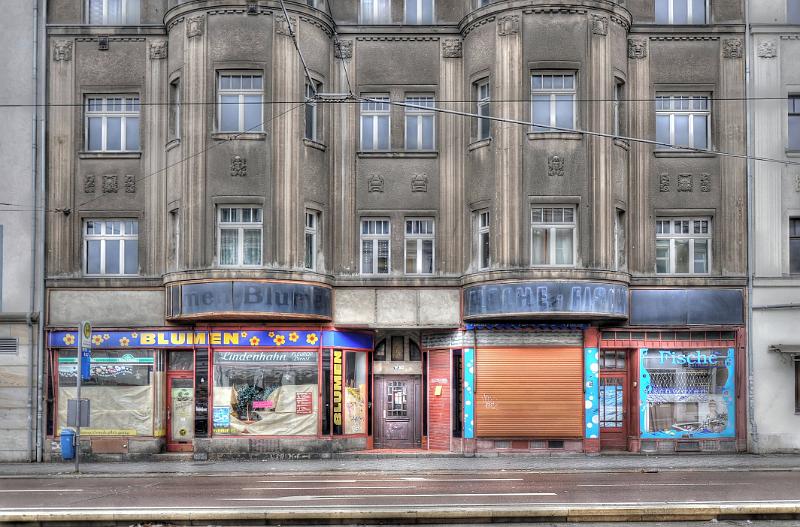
[
  {"left": 640, "top": 348, "right": 735, "bottom": 438},
  {"left": 344, "top": 352, "right": 367, "bottom": 434}
]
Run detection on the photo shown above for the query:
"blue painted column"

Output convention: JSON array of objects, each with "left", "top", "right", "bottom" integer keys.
[
  {"left": 584, "top": 346, "right": 600, "bottom": 440},
  {"left": 463, "top": 347, "right": 475, "bottom": 439}
]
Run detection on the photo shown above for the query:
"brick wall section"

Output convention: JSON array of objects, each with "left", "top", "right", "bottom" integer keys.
[{"left": 427, "top": 350, "right": 451, "bottom": 451}]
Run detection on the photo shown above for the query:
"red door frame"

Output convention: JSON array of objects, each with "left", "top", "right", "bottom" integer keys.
[{"left": 166, "top": 372, "right": 194, "bottom": 452}]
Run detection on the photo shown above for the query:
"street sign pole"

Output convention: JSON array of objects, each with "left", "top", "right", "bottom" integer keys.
[{"left": 76, "top": 321, "right": 92, "bottom": 473}]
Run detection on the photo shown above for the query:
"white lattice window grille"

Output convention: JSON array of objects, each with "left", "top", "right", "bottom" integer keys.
[
  {"left": 84, "top": 220, "right": 139, "bottom": 276},
  {"left": 531, "top": 206, "right": 577, "bottom": 266},
  {"left": 360, "top": 95, "right": 391, "bottom": 151},
  {"left": 655, "top": 0, "right": 707, "bottom": 24},
  {"left": 361, "top": 219, "right": 391, "bottom": 274},
  {"left": 405, "top": 95, "right": 435, "bottom": 150},
  {"left": 405, "top": 0, "right": 434, "bottom": 24},
  {"left": 656, "top": 95, "right": 710, "bottom": 150},
  {"left": 218, "top": 73, "right": 263, "bottom": 132},
  {"left": 655, "top": 217, "right": 711, "bottom": 274},
  {"left": 361, "top": 0, "right": 391, "bottom": 23},
  {"left": 217, "top": 207, "right": 263, "bottom": 267},
  {"left": 87, "top": 0, "right": 140, "bottom": 24},
  {"left": 305, "top": 211, "right": 318, "bottom": 271},
  {"left": 531, "top": 73, "right": 576, "bottom": 132},
  {"left": 405, "top": 218, "right": 434, "bottom": 274},
  {"left": 85, "top": 96, "right": 140, "bottom": 152}
]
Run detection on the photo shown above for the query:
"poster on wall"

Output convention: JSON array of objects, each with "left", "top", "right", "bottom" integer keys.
[
  {"left": 639, "top": 348, "right": 735, "bottom": 439},
  {"left": 213, "top": 406, "right": 231, "bottom": 434}
]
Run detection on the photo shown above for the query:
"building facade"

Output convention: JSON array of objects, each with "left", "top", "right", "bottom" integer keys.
[
  {"left": 749, "top": 0, "right": 800, "bottom": 453},
  {"left": 0, "top": 0, "right": 45, "bottom": 462},
  {"left": 44, "top": 0, "right": 747, "bottom": 459}
]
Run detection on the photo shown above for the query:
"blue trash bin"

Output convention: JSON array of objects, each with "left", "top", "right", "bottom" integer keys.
[{"left": 60, "top": 429, "right": 75, "bottom": 460}]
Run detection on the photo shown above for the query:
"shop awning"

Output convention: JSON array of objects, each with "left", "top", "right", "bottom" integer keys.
[{"left": 768, "top": 344, "right": 800, "bottom": 355}]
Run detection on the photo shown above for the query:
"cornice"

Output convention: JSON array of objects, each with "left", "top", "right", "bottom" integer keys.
[
  {"left": 629, "top": 24, "right": 745, "bottom": 34},
  {"left": 47, "top": 25, "right": 166, "bottom": 36}
]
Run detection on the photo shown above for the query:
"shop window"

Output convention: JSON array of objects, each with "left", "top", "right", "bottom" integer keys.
[
  {"left": 56, "top": 349, "right": 156, "bottom": 436},
  {"left": 599, "top": 351, "right": 626, "bottom": 370},
  {"left": 531, "top": 206, "right": 576, "bottom": 266},
  {"left": 655, "top": 95, "right": 710, "bottom": 150},
  {"left": 344, "top": 351, "right": 368, "bottom": 434},
  {"left": 655, "top": 217, "right": 711, "bottom": 274},
  {"left": 211, "top": 350, "right": 318, "bottom": 436},
  {"left": 640, "top": 348, "right": 735, "bottom": 438},
  {"left": 194, "top": 349, "right": 209, "bottom": 437}
]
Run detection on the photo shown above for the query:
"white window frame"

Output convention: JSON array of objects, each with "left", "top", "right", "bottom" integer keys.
[
  {"left": 85, "top": 96, "right": 140, "bottom": 152},
  {"left": 360, "top": 94, "right": 391, "bottom": 151},
  {"left": 217, "top": 73, "right": 264, "bottom": 132},
  {"left": 614, "top": 209, "right": 627, "bottom": 272},
  {"left": 84, "top": 219, "right": 139, "bottom": 276},
  {"left": 305, "top": 80, "right": 321, "bottom": 142},
  {"left": 477, "top": 210, "right": 490, "bottom": 270},
  {"left": 217, "top": 206, "right": 263, "bottom": 267},
  {"left": 530, "top": 72, "right": 577, "bottom": 132},
  {"left": 86, "top": 0, "right": 140, "bottom": 24},
  {"left": 404, "top": 95, "right": 435, "bottom": 151},
  {"left": 169, "top": 78, "right": 180, "bottom": 141},
  {"left": 360, "top": 218, "right": 391, "bottom": 275},
  {"left": 476, "top": 80, "right": 491, "bottom": 140},
  {"left": 404, "top": 218, "right": 435, "bottom": 275},
  {"left": 789, "top": 96, "right": 800, "bottom": 151},
  {"left": 656, "top": 94, "right": 711, "bottom": 150},
  {"left": 530, "top": 206, "right": 577, "bottom": 267},
  {"left": 613, "top": 80, "right": 624, "bottom": 137},
  {"left": 305, "top": 211, "right": 319, "bottom": 271},
  {"left": 655, "top": 0, "right": 708, "bottom": 24},
  {"left": 405, "top": 0, "right": 434, "bottom": 24},
  {"left": 361, "top": 0, "right": 391, "bottom": 23},
  {"left": 655, "top": 217, "right": 712, "bottom": 275}
]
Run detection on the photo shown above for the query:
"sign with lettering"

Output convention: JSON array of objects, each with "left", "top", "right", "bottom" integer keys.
[
  {"left": 215, "top": 351, "right": 317, "bottom": 364},
  {"left": 464, "top": 281, "right": 628, "bottom": 319},
  {"left": 295, "top": 392, "right": 313, "bottom": 414},
  {"left": 49, "top": 329, "right": 341, "bottom": 349},
  {"left": 332, "top": 350, "right": 343, "bottom": 434}
]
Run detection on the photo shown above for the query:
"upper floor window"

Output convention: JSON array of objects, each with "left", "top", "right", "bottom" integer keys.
[
  {"left": 476, "top": 0, "right": 491, "bottom": 6},
  {"left": 87, "top": 0, "right": 140, "bottom": 24},
  {"left": 361, "top": 0, "right": 391, "bottom": 23},
  {"left": 305, "top": 211, "right": 319, "bottom": 271},
  {"left": 613, "top": 80, "right": 625, "bottom": 137},
  {"left": 655, "top": 0, "right": 707, "bottom": 24},
  {"left": 405, "top": 95, "right": 435, "bottom": 150},
  {"left": 217, "top": 207, "right": 262, "bottom": 267},
  {"left": 790, "top": 218, "right": 800, "bottom": 274},
  {"left": 169, "top": 79, "right": 180, "bottom": 141},
  {"left": 476, "top": 80, "right": 491, "bottom": 140},
  {"left": 655, "top": 217, "right": 711, "bottom": 274},
  {"left": 531, "top": 206, "right": 576, "bottom": 266},
  {"left": 789, "top": 96, "right": 800, "bottom": 151},
  {"left": 477, "top": 210, "right": 490, "bottom": 270},
  {"left": 85, "top": 96, "right": 140, "bottom": 152},
  {"left": 791, "top": 0, "right": 800, "bottom": 24},
  {"left": 531, "top": 73, "right": 576, "bottom": 132},
  {"left": 361, "top": 219, "right": 391, "bottom": 275},
  {"left": 218, "top": 73, "right": 263, "bottom": 133},
  {"left": 405, "top": 218, "right": 434, "bottom": 274},
  {"left": 405, "top": 0, "right": 434, "bottom": 24},
  {"left": 361, "top": 95, "right": 391, "bottom": 151},
  {"left": 656, "top": 95, "right": 710, "bottom": 150},
  {"left": 305, "top": 81, "right": 322, "bottom": 142},
  {"left": 84, "top": 220, "right": 138, "bottom": 276}
]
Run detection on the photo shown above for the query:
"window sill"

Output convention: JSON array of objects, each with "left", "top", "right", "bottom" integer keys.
[
  {"left": 303, "top": 138, "right": 327, "bottom": 152},
  {"left": 78, "top": 151, "right": 142, "bottom": 159},
  {"left": 653, "top": 150, "right": 715, "bottom": 158},
  {"left": 468, "top": 138, "right": 492, "bottom": 151},
  {"left": 527, "top": 132, "right": 583, "bottom": 141},
  {"left": 211, "top": 132, "right": 267, "bottom": 141},
  {"left": 786, "top": 150, "right": 800, "bottom": 158},
  {"left": 166, "top": 138, "right": 181, "bottom": 152},
  {"left": 357, "top": 151, "right": 438, "bottom": 158},
  {"left": 613, "top": 138, "right": 630, "bottom": 151}
]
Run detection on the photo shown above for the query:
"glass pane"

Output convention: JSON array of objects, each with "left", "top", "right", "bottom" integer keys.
[
  {"left": 88, "top": 117, "right": 103, "bottom": 150},
  {"left": 532, "top": 228, "right": 548, "bottom": 265},
  {"left": 422, "top": 239, "right": 433, "bottom": 273},
  {"left": 405, "top": 239, "right": 417, "bottom": 273},
  {"left": 422, "top": 0, "right": 433, "bottom": 23},
  {"left": 789, "top": 115, "right": 800, "bottom": 150},
  {"left": 220, "top": 229, "right": 238, "bottom": 265},
  {"left": 305, "top": 233, "right": 315, "bottom": 269},
  {"left": 88, "top": 0, "right": 103, "bottom": 23},
  {"left": 693, "top": 115, "right": 708, "bottom": 149},
  {"left": 105, "top": 239, "right": 120, "bottom": 274},
  {"left": 422, "top": 115, "right": 434, "bottom": 149},
  {"left": 305, "top": 102, "right": 315, "bottom": 140},
  {"left": 344, "top": 352, "right": 367, "bottom": 434},
  {"left": 555, "top": 228, "right": 573, "bottom": 265},
  {"left": 480, "top": 231, "right": 490, "bottom": 268},
  {"left": 673, "top": 0, "right": 688, "bottom": 23},
  {"left": 125, "top": 0, "right": 140, "bottom": 24},
  {"left": 656, "top": 239, "right": 670, "bottom": 273},
  {"left": 479, "top": 113, "right": 490, "bottom": 139},
  {"left": 243, "top": 96, "right": 262, "bottom": 132},
  {"left": 377, "top": 115, "right": 390, "bottom": 150},
  {"left": 377, "top": 239, "right": 389, "bottom": 273},
  {"left": 87, "top": 240, "right": 101, "bottom": 274},
  {"left": 406, "top": 116, "right": 418, "bottom": 149},
  {"left": 691, "top": 0, "right": 705, "bottom": 22},
  {"left": 243, "top": 229, "right": 261, "bottom": 265},
  {"left": 532, "top": 75, "right": 542, "bottom": 90},
  {"left": 106, "top": 117, "right": 122, "bottom": 150},
  {"left": 790, "top": 0, "right": 800, "bottom": 23},
  {"left": 675, "top": 239, "right": 690, "bottom": 273},
  {"left": 362, "top": 240, "right": 374, "bottom": 273},
  {"left": 674, "top": 115, "right": 690, "bottom": 146},
  {"left": 220, "top": 95, "right": 238, "bottom": 131},
  {"left": 556, "top": 95, "right": 573, "bottom": 129},
  {"left": 108, "top": 0, "right": 122, "bottom": 23},
  {"left": 656, "top": 115, "right": 670, "bottom": 145},
  {"left": 361, "top": 116, "right": 374, "bottom": 150},
  {"left": 693, "top": 239, "right": 708, "bottom": 273},
  {"left": 406, "top": 0, "right": 417, "bottom": 22},
  {"left": 123, "top": 239, "right": 138, "bottom": 275},
  {"left": 532, "top": 96, "right": 550, "bottom": 131},
  {"left": 791, "top": 239, "right": 800, "bottom": 273},
  {"left": 125, "top": 117, "right": 139, "bottom": 150}
]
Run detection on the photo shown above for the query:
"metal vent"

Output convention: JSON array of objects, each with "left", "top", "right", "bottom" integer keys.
[
  {"left": 641, "top": 440, "right": 658, "bottom": 453},
  {"left": 529, "top": 440, "right": 547, "bottom": 449},
  {"left": 548, "top": 440, "right": 565, "bottom": 449},
  {"left": 0, "top": 338, "right": 18, "bottom": 354},
  {"left": 494, "top": 440, "right": 511, "bottom": 449},
  {"left": 676, "top": 440, "right": 701, "bottom": 452},
  {"left": 701, "top": 440, "right": 719, "bottom": 452},
  {"left": 720, "top": 440, "right": 737, "bottom": 452}
]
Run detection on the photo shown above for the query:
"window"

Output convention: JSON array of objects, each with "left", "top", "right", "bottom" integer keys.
[
  {"left": 655, "top": 0, "right": 707, "bottom": 24},
  {"left": 217, "top": 207, "right": 263, "bottom": 267},
  {"left": 168, "top": 210, "right": 179, "bottom": 272},
  {"left": 361, "top": 0, "right": 391, "bottom": 23},
  {"left": 790, "top": 218, "right": 800, "bottom": 274},
  {"left": 305, "top": 81, "right": 321, "bottom": 142},
  {"left": 613, "top": 80, "right": 624, "bottom": 136},
  {"left": 476, "top": 80, "right": 491, "bottom": 140},
  {"left": 476, "top": 0, "right": 491, "bottom": 6},
  {"left": 405, "top": 218, "right": 434, "bottom": 274},
  {"left": 405, "top": 0, "right": 434, "bottom": 24},
  {"left": 615, "top": 209, "right": 626, "bottom": 271},
  {"left": 169, "top": 79, "right": 180, "bottom": 141},
  {"left": 791, "top": 0, "right": 800, "bottom": 23},
  {"left": 84, "top": 220, "right": 139, "bottom": 276},
  {"left": 360, "top": 95, "right": 390, "bottom": 151},
  {"left": 796, "top": 358, "right": 800, "bottom": 413},
  {"left": 361, "top": 219, "right": 390, "bottom": 274},
  {"left": 531, "top": 73, "right": 576, "bottom": 132},
  {"left": 405, "top": 95, "right": 435, "bottom": 150},
  {"left": 655, "top": 217, "right": 711, "bottom": 274},
  {"left": 87, "top": 0, "right": 140, "bottom": 24},
  {"left": 790, "top": 96, "right": 800, "bottom": 150},
  {"left": 218, "top": 73, "right": 263, "bottom": 132},
  {"left": 656, "top": 95, "right": 710, "bottom": 150},
  {"left": 85, "top": 96, "right": 140, "bottom": 152},
  {"left": 477, "top": 211, "right": 490, "bottom": 270},
  {"left": 305, "top": 211, "right": 318, "bottom": 271},
  {"left": 531, "top": 206, "right": 576, "bottom": 266}
]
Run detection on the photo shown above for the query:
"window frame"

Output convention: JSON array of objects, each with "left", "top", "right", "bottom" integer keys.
[
  {"left": 789, "top": 218, "right": 800, "bottom": 274},
  {"left": 655, "top": 216, "right": 712, "bottom": 275},
  {"left": 614, "top": 208, "right": 627, "bottom": 272},
  {"left": 216, "top": 206, "right": 263, "bottom": 268},
  {"left": 360, "top": 218, "right": 391, "bottom": 275},
  {"left": 360, "top": 94, "right": 391, "bottom": 151},
  {"left": 305, "top": 80, "right": 322, "bottom": 142},
  {"left": 217, "top": 72, "right": 264, "bottom": 133},
  {"left": 476, "top": 80, "right": 491, "bottom": 140},
  {"left": 84, "top": 95, "right": 140, "bottom": 152},
  {"left": 404, "top": 0, "right": 434, "bottom": 24},
  {"left": 169, "top": 78, "right": 181, "bottom": 141},
  {"left": 613, "top": 80, "right": 624, "bottom": 137},
  {"left": 530, "top": 205, "right": 578, "bottom": 267},
  {"left": 790, "top": 0, "right": 800, "bottom": 24},
  {"left": 86, "top": 0, "right": 140, "bottom": 24},
  {"left": 305, "top": 210, "right": 319, "bottom": 271},
  {"left": 530, "top": 72, "right": 577, "bottom": 133},
  {"left": 477, "top": 210, "right": 490, "bottom": 270},
  {"left": 655, "top": 94, "right": 711, "bottom": 150},
  {"left": 404, "top": 217, "right": 435, "bottom": 275},
  {"left": 83, "top": 219, "right": 139, "bottom": 276},
  {"left": 655, "top": 0, "right": 708, "bottom": 24},
  {"left": 795, "top": 357, "right": 800, "bottom": 414},
  {"left": 789, "top": 96, "right": 800, "bottom": 151},
  {"left": 360, "top": 0, "right": 391, "bottom": 23},
  {"left": 404, "top": 95, "right": 436, "bottom": 151}
]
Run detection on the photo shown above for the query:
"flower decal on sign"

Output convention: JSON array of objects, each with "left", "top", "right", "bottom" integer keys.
[
  {"left": 249, "top": 336, "right": 260, "bottom": 346},
  {"left": 119, "top": 337, "right": 130, "bottom": 347},
  {"left": 103, "top": 334, "right": 110, "bottom": 341},
  {"left": 241, "top": 331, "right": 248, "bottom": 337},
  {"left": 274, "top": 335, "right": 286, "bottom": 346},
  {"left": 306, "top": 333, "right": 318, "bottom": 345},
  {"left": 131, "top": 332, "right": 138, "bottom": 339},
  {"left": 63, "top": 334, "right": 76, "bottom": 345},
  {"left": 288, "top": 331, "right": 299, "bottom": 343},
  {"left": 268, "top": 331, "right": 275, "bottom": 338},
  {"left": 91, "top": 335, "right": 103, "bottom": 346}
]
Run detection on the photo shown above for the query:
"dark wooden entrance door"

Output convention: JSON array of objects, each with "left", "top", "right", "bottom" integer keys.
[
  {"left": 373, "top": 376, "right": 421, "bottom": 448},
  {"left": 167, "top": 375, "right": 194, "bottom": 452},
  {"left": 599, "top": 372, "right": 627, "bottom": 450}
]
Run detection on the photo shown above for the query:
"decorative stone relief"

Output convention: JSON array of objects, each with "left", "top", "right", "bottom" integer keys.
[
  {"left": 547, "top": 155, "right": 565, "bottom": 177},
  {"left": 497, "top": 15, "right": 520, "bottom": 36},
  {"left": 796, "top": 173, "right": 800, "bottom": 193},
  {"left": 124, "top": 175, "right": 136, "bottom": 193},
  {"left": 53, "top": 40, "right": 72, "bottom": 62},
  {"left": 102, "top": 175, "right": 118, "bottom": 193},
  {"left": 84, "top": 175, "right": 96, "bottom": 194},
  {"left": 411, "top": 174, "right": 428, "bottom": 192},
  {"left": 230, "top": 155, "right": 247, "bottom": 177},
  {"left": 757, "top": 41, "right": 777, "bottom": 58},
  {"left": 677, "top": 174, "right": 693, "bottom": 192},
  {"left": 659, "top": 174, "right": 670, "bottom": 192},
  {"left": 186, "top": 14, "right": 205, "bottom": 38},
  {"left": 368, "top": 175, "right": 384, "bottom": 193},
  {"left": 98, "top": 36, "right": 109, "bottom": 51},
  {"left": 628, "top": 39, "right": 647, "bottom": 59},
  {"left": 276, "top": 15, "right": 297, "bottom": 36},
  {"left": 700, "top": 173, "right": 711, "bottom": 192},
  {"left": 149, "top": 40, "right": 168, "bottom": 59},
  {"left": 246, "top": 0, "right": 258, "bottom": 14},
  {"left": 722, "top": 38, "right": 743, "bottom": 59},
  {"left": 334, "top": 39, "right": 353, "bottom": 59},
  {"left": 590, "top": 15, "right": 608, "bottom": 36},
  {"left": 442, "top": 39, "right": 462, "bottom": 58}
]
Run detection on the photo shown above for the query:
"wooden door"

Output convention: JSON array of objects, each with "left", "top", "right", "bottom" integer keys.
[
  {"left": 167, "top": 375, "right": 194, "bottom": 452},
  {"left": 373, "top": 376, "right": 421, "bottom": 448},
  {"left": 599, "top": 372, "right": 628, "bottom": 450}
]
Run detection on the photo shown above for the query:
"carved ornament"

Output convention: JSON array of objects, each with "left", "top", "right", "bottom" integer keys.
[
  {"left": 548, "top": 155, "right": 565, "bottom": 177},
  {"left": 677, "top": 174, "right": 693, "bottom": 192},
  {"left": 276, "top": 15, "right": 297, "bottom": 36},
  {"left": 659, "top": 174, "right": 670, "bottom": 192},
  {"left": 628, "top": 39, "right": 647, "bottom": 59},
  {"left": 84, "top": 175, "right": 96, "bottom": 194},
  {"left": 722, "top": 38, "right": 742, "bottom": 59},
  {"left": 335, "top": 39, "right": 353, "bottom": 59},
  {"left": 757, "top": 41, "right": 777, "bottom": 58},
  {"left": 411, "top": 174, "right": 428, "bottom": 192},
  {"left": 368, "top": 175, "right": 384, "bottom": 193},
  {"left": 53, "top": 40, "right": 73, "bottom": 62},
  {"left": 149, "top": 40, "right": 168, "bottom": 59},
  {"left": 591, "top": 15, "right": 608, "bottom": 36},
  {"left": 442, "top": 39, "right": 462, "bottom": 58},
  {"left": 186, "top": 14, "right": 205, "bottom": 38},
  {"left": 124, "top": 175, "right": 136, "bottom": 193},
  {"left": 700, "top": 173, "right": 711, "bottom": 192},
  {"left": 103, "top": 175, "right": 119, "bottom": 194},
  {"left": 230, "top": 155, "right": 247, "bottom": 177},
  {"left": 497, "top": 15, "right": 520, "bottom": 36}
]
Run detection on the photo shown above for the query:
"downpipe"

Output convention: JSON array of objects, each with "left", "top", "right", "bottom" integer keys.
[{"left": 35, "top": 0, "right": 47, "bottom": 463}]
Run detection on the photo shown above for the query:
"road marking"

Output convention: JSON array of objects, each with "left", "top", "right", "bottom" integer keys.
[
  {"left": 242, "top": 486, "right": 415, "bottom": 490},
  {"left": 0, "top": 489, "right": 83, "bottom": 493},
  {"left": 220, "top": 492, "right": 557, "bottom": 502},
  {"left": 256, "top": 478, "right": 523, "bottom": 483},
  {"left": 578, "top": 483, "right": 753, "bottom": 487}
]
